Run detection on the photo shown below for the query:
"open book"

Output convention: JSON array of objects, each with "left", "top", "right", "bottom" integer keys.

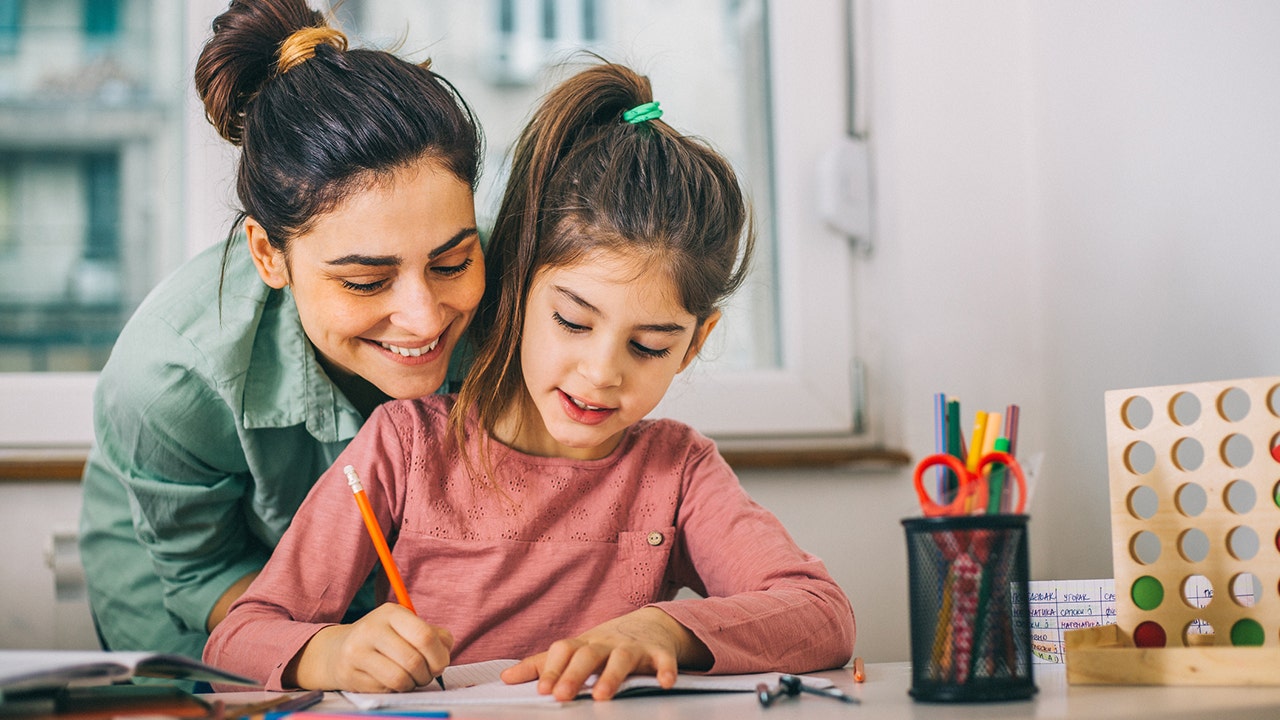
[
  {"left": 0, "top": 651, "right": 257, "bottom": 699},
  {"left": 344, "top": 659, "right": 835, "bottom": 707}
]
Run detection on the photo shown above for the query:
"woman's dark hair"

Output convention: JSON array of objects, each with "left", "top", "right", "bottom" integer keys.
[
  {"left": 194, "top": 0, "right": 482, "bottom": 269},
  {"left": 452, "top": 60, "right": 754, "bottom": 455}
]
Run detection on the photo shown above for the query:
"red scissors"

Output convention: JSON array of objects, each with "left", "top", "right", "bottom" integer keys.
[{"left": 912, "top": 451, "right": 1027, "bottom": 516}]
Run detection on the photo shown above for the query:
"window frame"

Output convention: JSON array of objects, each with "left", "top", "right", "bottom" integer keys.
[
  {"left": 652, "top": 0, "right": 859, "bottom": 440},
  {"left": 0, "top": 0, "right": 863, "bottom": 451}
]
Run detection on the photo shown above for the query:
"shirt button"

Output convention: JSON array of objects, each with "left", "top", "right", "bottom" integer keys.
[{"left": 647, "top": 531, "right": 664, "bottom": 546}]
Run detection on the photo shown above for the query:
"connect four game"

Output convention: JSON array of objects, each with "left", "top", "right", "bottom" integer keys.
[{"left": 1064, "top": 376, "right": 1280, "bottom": 685}]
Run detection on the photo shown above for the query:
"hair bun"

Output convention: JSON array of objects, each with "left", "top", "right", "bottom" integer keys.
[{"left": 277, "top": 25, "right": 348, "bottom": 75}]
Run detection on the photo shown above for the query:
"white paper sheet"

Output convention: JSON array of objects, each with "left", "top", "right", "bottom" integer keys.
[{"left": 343, "top": 659, "right": 833, "bottom": 708}]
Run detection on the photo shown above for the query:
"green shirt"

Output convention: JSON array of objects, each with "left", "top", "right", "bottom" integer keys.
[{"left": 79, "top": 237, "right": 466, "bottom": 659}]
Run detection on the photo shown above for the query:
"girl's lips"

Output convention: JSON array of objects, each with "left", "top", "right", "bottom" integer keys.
[{"left": 558, "top": 389, "right": 615, "bottom": 425}]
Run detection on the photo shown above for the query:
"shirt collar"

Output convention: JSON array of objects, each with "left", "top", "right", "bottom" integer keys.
[{"left": 241, "top": 286, "right": 364, "bottom": 443}]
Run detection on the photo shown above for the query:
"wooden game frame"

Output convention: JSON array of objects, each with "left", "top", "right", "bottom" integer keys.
[{"left": 1064, "top": 376, "right": 1280, "bottom": 685}]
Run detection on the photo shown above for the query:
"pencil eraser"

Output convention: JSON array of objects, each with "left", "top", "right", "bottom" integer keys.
[{"left": 343, "top": 464, "right": 362, "bottom": 491}]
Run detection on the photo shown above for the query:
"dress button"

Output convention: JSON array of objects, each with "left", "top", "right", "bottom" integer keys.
[{"left": 647, "top": 531, "right": 664, "bottom": 546}]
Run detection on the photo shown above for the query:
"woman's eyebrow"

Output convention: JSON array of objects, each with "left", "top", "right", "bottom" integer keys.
[
  {"left": 428, "top": 227, "right": 480, "bottom": 260},
  {"left": 325, "top": 228, "right": 478, "bottom": 267},
  {"left": 326, "top": 253, "right": 399, "bottom": 267},
  {"left": 554, "top": 285, "right": 688, "bottom": 334}
]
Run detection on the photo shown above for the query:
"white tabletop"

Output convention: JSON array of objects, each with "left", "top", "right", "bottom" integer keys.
[{"left": 214, "top": 663, "right": 1280, "bottom": 719}]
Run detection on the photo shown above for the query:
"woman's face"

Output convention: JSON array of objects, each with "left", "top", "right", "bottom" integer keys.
[{"left": 247, "top": 158, "right": 482, "bottom": 406}]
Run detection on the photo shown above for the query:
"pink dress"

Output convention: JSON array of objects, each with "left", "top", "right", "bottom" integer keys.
[{"left": 204, "top": 395, "right": 855, "bottom": 689}]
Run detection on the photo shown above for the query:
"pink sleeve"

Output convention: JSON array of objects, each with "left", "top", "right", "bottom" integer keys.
[
  {"left": 648, "top": 439, "right": 856, "bottom": 674},
  {"left": 203, "top": 406, "right": 410, "bottom": 689}
]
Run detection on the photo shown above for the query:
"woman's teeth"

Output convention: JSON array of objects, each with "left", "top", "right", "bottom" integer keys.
[{"left": 380, "top": 339, "right": 438, "bottom": 357}]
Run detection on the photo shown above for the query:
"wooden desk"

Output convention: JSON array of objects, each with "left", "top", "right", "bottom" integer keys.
[{"left": 214, "top": 663, "right": 1280, "bottom": 719}]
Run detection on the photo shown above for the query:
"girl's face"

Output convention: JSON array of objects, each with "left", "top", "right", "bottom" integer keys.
[
  {"left": 247, "top": 158, "right": 482, "bottom": 411},
  {"left": 500, "top": 248, "right": 719, "bottom": 460}
]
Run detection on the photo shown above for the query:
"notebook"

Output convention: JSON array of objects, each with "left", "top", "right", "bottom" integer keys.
[
  {"left": 0, "top": 650, "right": 256, "bottom": 699},
  {"left": 344, "top": 659, "right": 835, "bottom": 707}
]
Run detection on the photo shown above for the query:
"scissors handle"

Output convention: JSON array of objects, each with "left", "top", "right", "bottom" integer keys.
[
  {"left": 912, "top": 453, "right": 976, "bottom": 517},
  {"left": 913, "top": 451, "right": 1028, "bottom": 516},
  {"left": 976, "top": 450, "right": 1027, "bottom": 514}
]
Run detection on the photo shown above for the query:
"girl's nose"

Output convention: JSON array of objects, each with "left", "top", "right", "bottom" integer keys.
[{"left": 578, "top": 343, "right": 623, "bottom": 389}]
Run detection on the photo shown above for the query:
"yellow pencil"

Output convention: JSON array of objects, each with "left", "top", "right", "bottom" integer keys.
[
  {"left": 965, "top": 411, "right": 988, "bottom": 472},
  {"left": 975, "top": 411, "right": 1002, "bottom": 511},
  {"left": 963, "top": 411, "right": 988, "bottom": 511}
]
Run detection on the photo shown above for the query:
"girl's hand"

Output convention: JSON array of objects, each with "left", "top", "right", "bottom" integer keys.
[
  {"left": 499, "top": 607, "right": 711, "bottom": 701},
  {"left": 286, "top": 603, "right": 453, "bottom": 692}
]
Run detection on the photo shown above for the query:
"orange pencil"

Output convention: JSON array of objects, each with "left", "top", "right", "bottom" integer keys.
[
  {"left": 344, "top": 465, "right": 416, "bottom": 613},
  {"left": 344, "top": 465, "right": 445, "bottom": 691},
  {"left": 853, "top": 656, "right": 866, "bottom": 683}
]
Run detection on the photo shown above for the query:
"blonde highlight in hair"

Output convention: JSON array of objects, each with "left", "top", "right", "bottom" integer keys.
[{"left": 276, "top": 25, "right": 347, "bottom": 75}]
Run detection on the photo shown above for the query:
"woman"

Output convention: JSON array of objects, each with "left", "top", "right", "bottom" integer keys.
[{"left": 78, "top": 0, "right": 484, "bottom": 661}]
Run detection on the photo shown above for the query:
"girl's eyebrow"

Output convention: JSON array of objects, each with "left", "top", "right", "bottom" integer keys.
[
  {"left": 554, "top": 285, "right": 688, "bottom": 334},
  {"left": 325, "top": 227, "right": 479, "bottom": 266}
]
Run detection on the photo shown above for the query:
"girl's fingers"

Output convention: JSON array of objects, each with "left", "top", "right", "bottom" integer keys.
[
  {"left": 347, "top": 648, "right": 421, "bottom": 693},
  {"left": 374, "top": 635, "right": 434, "bottom": 689},
  {"left": 500, "top": 654, "right": 544, "bottom": 685},
  {"left": 552, "top": 643, "right": 611, "bottom": 701},
  {"left": 652, "top": 650, "right": 679, "bottom": 689},
  {"left": 348, "top": 605, "right": 453, "bottom": 691},
  {"left": 590, "top": 646, "right": 642, "bottom": 701},
  {"left": 536, "top": 639, "right": 581, "bottom": 695},
  {"left": 387, "top": 614, "right": 453, "bottom": 686}
]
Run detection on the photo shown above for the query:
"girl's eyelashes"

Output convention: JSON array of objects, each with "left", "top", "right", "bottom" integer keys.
[
  {"left": 554, "top": 312, "right": 673, "bottom": 359},
  {"left": 553, "top": 312, "right": 588, "bottom": 332},
  {"left": 630, "top": 342, "right": 671, "bottom": 359}
]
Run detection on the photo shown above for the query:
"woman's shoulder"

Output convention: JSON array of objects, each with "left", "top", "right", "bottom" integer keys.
[
  {"left": 111, "top": 242, "right": 275, "bottom": 374},
  {"left": 96, "top": 242, "right": 282, "bottom": 423}
]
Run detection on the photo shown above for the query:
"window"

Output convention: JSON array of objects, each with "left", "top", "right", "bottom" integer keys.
[
  {"left": 0, "top": 0, "right": 184, "bottom": 446},
  {"left": 0, "top": 0, "right": 863, "bottom": 449}
]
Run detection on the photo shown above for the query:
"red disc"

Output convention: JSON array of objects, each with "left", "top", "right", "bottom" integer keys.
[{"left": 1133, "top": 621, "right": 1167, "bottom": 648}]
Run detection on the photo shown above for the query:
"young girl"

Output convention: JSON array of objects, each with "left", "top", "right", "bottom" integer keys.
[{"left": 205, "top": 61, "right": 855, "bottom": 701}]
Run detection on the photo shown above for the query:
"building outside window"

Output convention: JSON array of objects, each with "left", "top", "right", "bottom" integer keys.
[
  {"left": 0, "top": 0, "right": 183, "bottom": 372},
  {"left": 0, "top": 0, "right": 861, "bottom": 446}
]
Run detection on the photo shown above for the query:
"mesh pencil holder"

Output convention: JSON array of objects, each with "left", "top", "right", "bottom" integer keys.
[{"left": 903, "top": 514, "right": 1037, "bottom": 702}]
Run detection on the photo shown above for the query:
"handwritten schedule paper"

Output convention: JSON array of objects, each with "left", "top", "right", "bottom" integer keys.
[{"left": 1029, "top": 579, "right": 1118, "bottom": 663}]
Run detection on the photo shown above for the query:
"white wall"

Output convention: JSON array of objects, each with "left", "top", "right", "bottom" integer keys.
[
  {"left": 739, "top": 0, "right": 1280, "bottom": 663},
  {"left": 6, "top": 0, "right": 1280, "bottom": 665},
  {"left": 0, "top": 481, "right": 97, "bottom": 650}
]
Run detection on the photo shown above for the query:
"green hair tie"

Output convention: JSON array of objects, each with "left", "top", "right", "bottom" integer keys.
[{"left": 623, "top": 101, "right": 663, "bottom": 124}]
